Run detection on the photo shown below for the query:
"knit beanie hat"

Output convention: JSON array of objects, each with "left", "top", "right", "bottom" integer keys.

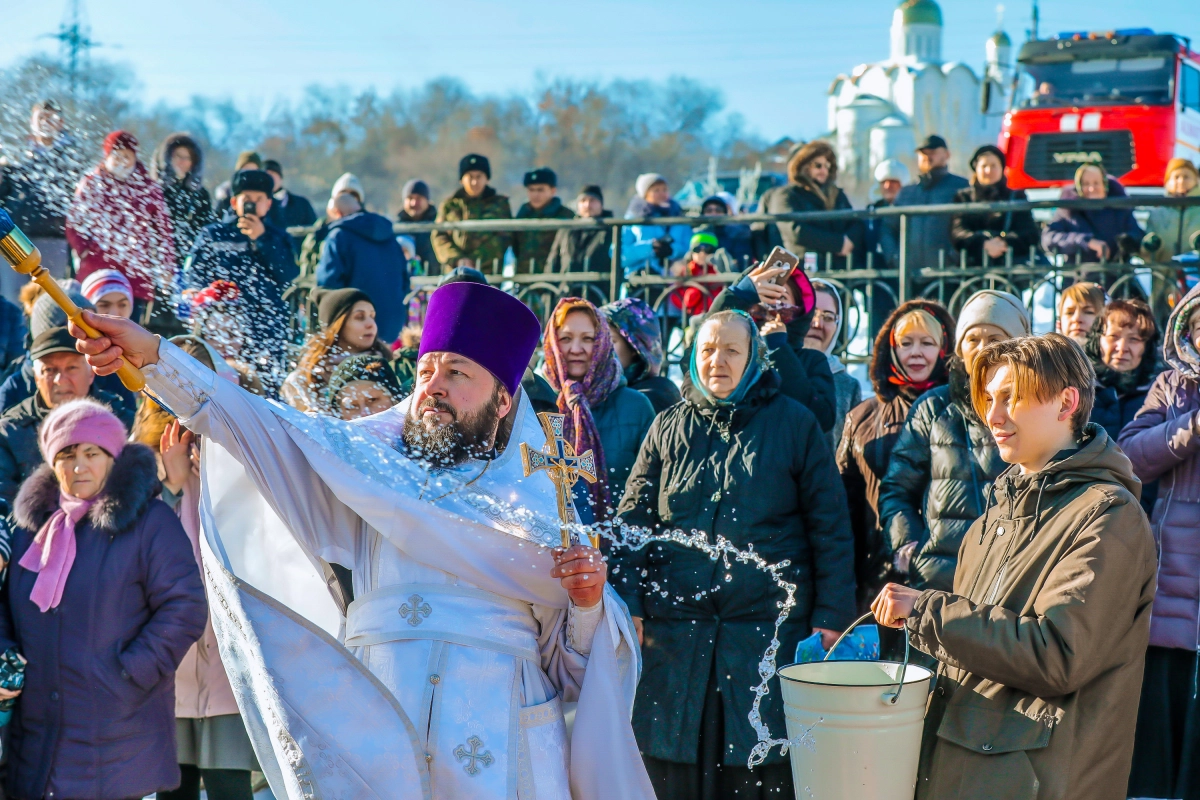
[
  {"left": 103, "top": 130, "right": 138, "bottom": 156},
  {"left": 31, "top": 281, "right": 92, "bottom": 339},
  {"left": 579, "top": 184, "right": 604, "bottom": 204},
  {"left": 1166, "top": 158, "right": 1200, "bottom": 184},
  {"left": 954, "top": 290, "right": 1031, "bottom": 355},
  {"left": 331, "top": 172, "right": 365, "bottom": 203},
  {"left": 235, "top": 150, "right": 262, "bottom": 171},
  {"left": 459, "top": 154, "right": 491, "bottom": 180},
  {"left": 402, "top": 179, "right": 430, "bottom": 199},
  {"left": 312, "top": 287, "right": 372, "bottom": 328},
  {"left": 39, "top": 398, "right": 127, "bottom": 463},
  {"left": 80, "top": 269, "right": 134, "bottom": 306},
  {"left": 689, "top": 231, "right": 719, "bottom": 251},
  {"left": 262, "top": 159, "right": 283, "bottom": 176},
  {"left": 635, "top": 173, "right": 667, "bottom": 199}
]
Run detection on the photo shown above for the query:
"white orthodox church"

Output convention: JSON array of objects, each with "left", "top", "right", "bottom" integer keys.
[{"left": 828, "top": 0, "right": 1012, "bottom": 204}]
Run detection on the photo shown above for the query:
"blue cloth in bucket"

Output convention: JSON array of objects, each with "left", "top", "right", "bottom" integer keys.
[{"left": 794, "top": 624, "right": 881, "bottom": 664}]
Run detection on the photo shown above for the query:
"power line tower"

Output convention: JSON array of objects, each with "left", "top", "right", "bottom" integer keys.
[{"left": 43, "top": 0, "right": 100, "bottom": 94}]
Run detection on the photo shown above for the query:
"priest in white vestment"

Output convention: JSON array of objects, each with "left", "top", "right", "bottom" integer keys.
[{"left": 72, "top": 282, "right": 655, "bottom": 800}]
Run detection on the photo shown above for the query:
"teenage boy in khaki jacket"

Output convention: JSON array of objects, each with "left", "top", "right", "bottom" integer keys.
[{"left": 874, "top": 333, "right": 1157, "bottom": 800}]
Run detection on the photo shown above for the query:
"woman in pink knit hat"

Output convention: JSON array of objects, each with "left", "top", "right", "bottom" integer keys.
[{"left": 0, "top": 398, "right": 207, "bottom": 800}]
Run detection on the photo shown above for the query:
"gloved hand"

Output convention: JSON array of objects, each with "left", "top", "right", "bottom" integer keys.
[
  {"left": 651, "top": 237, "right": 674, "bottom": 261},
  {"left": 1117, "top": 233, "right": 1141, "bottom": 258}
]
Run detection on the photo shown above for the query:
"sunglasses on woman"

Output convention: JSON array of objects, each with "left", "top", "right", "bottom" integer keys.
[
  {"left": 748, "top": 303, "right": 804, "bottom": 325},
  {"left": 694, "top": 244, "right": 717, "bottom": 255}
]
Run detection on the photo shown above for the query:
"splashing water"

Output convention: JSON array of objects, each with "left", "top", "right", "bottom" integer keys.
[{"left": 325, "top": 410, "right": 820, "bottom": 767}]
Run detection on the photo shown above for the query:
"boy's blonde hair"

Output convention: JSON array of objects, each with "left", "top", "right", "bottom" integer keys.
[{"left": 970, "top": 333, "right": 1096, "bottom": 440}]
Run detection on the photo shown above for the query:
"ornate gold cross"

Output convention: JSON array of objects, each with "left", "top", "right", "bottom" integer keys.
[{"left": 520, "top": 412, "right": 599, "bottom": 548}]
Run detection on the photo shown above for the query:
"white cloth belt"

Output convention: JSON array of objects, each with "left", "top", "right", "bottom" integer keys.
[{"left": 345, "top": 583, "right": 541, "bottom": 662}]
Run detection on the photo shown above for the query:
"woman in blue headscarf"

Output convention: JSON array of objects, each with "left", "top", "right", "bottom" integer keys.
[{"left": 613, "top": 309, "right": 855, "bottom": 800}]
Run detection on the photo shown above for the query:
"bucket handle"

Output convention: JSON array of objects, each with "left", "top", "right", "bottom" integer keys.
[{"left": 822, "top": 611, "right": 911, "bottom": 706}]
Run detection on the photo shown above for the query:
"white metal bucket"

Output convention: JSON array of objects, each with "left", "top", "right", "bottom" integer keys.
[{"left": 778, "top": 616, "right": 932, "bottom": 800}]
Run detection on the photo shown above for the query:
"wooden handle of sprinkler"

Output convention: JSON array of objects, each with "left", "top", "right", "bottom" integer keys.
[{"left": 33, "top": 273, "right": 146, "bottom": 392}]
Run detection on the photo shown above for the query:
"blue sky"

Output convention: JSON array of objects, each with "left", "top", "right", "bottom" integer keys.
[{"left": 4, "top": 0, "right": 1197, "bottom": 141}]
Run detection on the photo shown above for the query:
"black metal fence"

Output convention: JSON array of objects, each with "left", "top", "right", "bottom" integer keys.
[{"left": 289, "top": 194, "right": 1200, "bottom": 368}]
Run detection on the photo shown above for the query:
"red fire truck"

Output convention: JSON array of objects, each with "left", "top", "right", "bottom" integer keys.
[{"left": 1002, "top": 29, "right": 1200, "bottom": 190}]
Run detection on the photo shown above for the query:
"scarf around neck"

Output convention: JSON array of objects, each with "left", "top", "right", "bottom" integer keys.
[
  {"left": 887, "top": 308, "right": 947, "bottom": 392},
  {"left": 19, "top": 491, "right": 96, "bottom": 612},
  {"left": 543, "top": 298, "right": 624, "bottom": 516}
]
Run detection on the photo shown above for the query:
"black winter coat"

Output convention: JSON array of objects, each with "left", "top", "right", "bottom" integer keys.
[
  {"left": 614, "top": 372, "right": 855, "bottom": 766},
  {"left": 546, "top": 211, "right": 613, "bottom": 274},
  {"left": 949, "top": 180, "right": 1040, "bottom": 266},
  {"left": 758, "top": 182, "right": 863, "bottom": 268},
  {"left": 877, "top": 370, "right": 1006, "bottom": 591},
  {"left": 0, "top": 137, "right": 79, "bottom": 239},
  {"left": 152, "top": 134, "right": 215, "bottom": 261},
  {"left": 629, "top": 372, "right": 681, "bottom": 415},
  {"left": 1, "top": 445, "right": 207, "bottom": 800},
  {"left": 0, "top": 389, "right": 135, "bottom": 511},
  {"left": 709, "top": 277, "right": 837, "bottom": 432}
]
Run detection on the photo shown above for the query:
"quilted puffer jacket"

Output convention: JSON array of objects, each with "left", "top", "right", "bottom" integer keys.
[{"left": 877, "top": 367, "right": 1006, "bottom": 590}]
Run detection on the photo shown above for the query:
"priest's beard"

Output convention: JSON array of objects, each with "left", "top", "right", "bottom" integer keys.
[{"left": 401, "top": 387, "right": 504, "bottom": 468}]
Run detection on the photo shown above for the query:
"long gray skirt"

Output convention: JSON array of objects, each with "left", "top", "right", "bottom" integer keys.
[{"left": 176, "top": 714, "right": 259, "bottom": 772}]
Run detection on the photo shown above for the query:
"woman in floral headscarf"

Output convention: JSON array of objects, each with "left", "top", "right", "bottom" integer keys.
[
  {"left": 600, "top": 297, "right": 681, "bottom": 413},
  {"left": 542, "top": 297, "right": 656, "bottom": 516}
]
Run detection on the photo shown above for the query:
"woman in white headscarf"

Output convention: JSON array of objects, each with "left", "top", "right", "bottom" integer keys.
[{"left": 804, "top": 279, "right": 860, "bottom": 451}]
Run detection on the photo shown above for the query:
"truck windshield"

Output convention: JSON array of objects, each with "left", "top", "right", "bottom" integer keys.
[{"left": 1015, "top": 56, "right": 1174, "bottom": 107}]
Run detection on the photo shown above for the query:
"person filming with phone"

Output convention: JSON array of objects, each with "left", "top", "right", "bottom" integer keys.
[{"left": 182, "top": 168, "right": 297, "bottom": 396}]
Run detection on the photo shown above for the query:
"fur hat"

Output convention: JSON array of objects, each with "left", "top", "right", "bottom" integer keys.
[
  {"left": 231, "top": 169, "right": 273, "bottom": 196},
  {"left": 459, "top": 154, "right": 491, "bottom": 180}
]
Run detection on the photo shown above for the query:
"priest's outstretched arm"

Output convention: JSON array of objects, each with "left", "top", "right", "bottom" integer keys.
[
  {"left": 73, "top": 314, "right": 366, "bottom": 569},
  {"left": 69, "top": 313, "right": 616, "bottom": 613}
]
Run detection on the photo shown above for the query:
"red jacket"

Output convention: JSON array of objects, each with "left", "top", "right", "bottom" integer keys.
[
  {"left": 670, "top": 259, "right": 722, "bottom": 317},
  {"left": 66, "top": 162, "right": 178, "bottom": 302}
]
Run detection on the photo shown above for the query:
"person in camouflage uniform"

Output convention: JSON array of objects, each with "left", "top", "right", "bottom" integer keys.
[
  {"left": 512, "top": 167, "right": 575, "bottom": 274},
  {"left": 432, "top": 154, "right": 512, "bottom": 274}
]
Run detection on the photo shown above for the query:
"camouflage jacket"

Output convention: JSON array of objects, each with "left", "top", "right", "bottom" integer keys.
[
  {"left": 432, "top": 187, "right": 512, "bottom": 273},
  {"left": 512, "top": 197, "right": 575, "bottom": 274},
  {"left": 297, "top": 216, "right": 333, "bottom": 282}
]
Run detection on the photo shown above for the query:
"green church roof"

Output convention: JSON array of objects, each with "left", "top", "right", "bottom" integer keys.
[
  {"left": 990, "top": 30, "right": 1012, "bottom": 46},
  {"left": 898, "top": 0, "right": 942, "bottom": 26}
]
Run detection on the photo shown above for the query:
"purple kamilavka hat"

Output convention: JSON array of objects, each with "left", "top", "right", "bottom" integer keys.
[{"left": 419, "top": 282, "right": 540, "bottom": 395}]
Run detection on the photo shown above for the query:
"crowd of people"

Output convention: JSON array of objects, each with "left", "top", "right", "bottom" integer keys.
[{"left": 0, "top": 95, "right": 1199, "bottom": 800}]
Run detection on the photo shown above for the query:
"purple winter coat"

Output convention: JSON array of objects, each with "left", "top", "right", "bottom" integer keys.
[
  {"left": 1120, "top": 368, "right": 1200, "bottom": 650},
  {"left": 1041, "top": 178, "right": 1145, "bottom": 262},
  {"left": 0, "top": 444, "right": 207, "bottom": 800}
]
